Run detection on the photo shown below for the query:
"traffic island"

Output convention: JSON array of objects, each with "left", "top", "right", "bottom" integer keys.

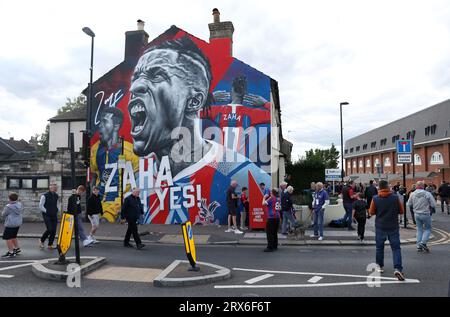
[
  {"left": 31, "top": 256, "right": 106, "bottom": 282},
  {"left": 153, "top": 260, "right": 231, "bottom": 287}
]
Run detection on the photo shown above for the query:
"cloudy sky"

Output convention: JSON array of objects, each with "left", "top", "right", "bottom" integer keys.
[{"left": 1, "top": 0, "right": 450, "bottom": 163}]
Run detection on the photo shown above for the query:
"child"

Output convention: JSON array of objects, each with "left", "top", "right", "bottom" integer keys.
[
  {"left": 2, "top": 192, "right": 23, "bottom": 258},
  {"left": 352, "top": 193, "right": 369, "bottom": 243},
  {"left": 240, "top": 187, "right": 249, "bottom": 231},
  {"left": 262, "top": 189, "right": 281, "bottom": 252}
]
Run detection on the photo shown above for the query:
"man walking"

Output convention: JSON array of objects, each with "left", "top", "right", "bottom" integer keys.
[
  {"left": 369, "top": 180, "right": 405, "bottom": 281},
  {"left": 438, "top": 181, "right": 450, "bottom": 215},
  {"left": 225, "top": 180, "right": 242, "bottom": 234},
  {"left": 86, "top": 186, "right": 103, "bottom": 243},
  {"left": 120, "top": 188, "right": 145, "bottom": 249},
  {"left": 38, "top": 183, "right": 59, "bottom": 250},
  {"left": 281, "top": 186, "right": 300, "bottom": 235},
  {"left": 310, "top": 182, "right": 329, "bottom": 241},
  {"left": 67, "top": 185, "right": 94, "bottom": 247},
  {"left": 364, "top": 180, "right": 378, "bottom": 210},
  {"left": 407, "top": 181, "right": 436, "bottom": 252},
  {"left": 342, "top": 181, "right": 357, "bottom": 230}
]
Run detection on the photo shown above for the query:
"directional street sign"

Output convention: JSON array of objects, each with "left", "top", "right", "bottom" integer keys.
[{"left": 396, "top": 140, "right": 412, "bottom": 154}]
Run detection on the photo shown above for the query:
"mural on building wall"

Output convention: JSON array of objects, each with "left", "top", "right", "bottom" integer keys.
[{"left": 89, "top": 26, "right": 271, "bottom": 225}]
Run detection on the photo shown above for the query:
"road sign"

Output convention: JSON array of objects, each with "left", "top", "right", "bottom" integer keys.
[
  {"left": 325, "top": 169, "right": 341, "bottom": 181},
  {"left": 57, "top": 213, "right": 74, "bottom": 256},
  {"left": 181, "top": 221, "right": 198, "bottom": 271},
  {"left": 396, "top": 140, "right": 412, "bottom": 154},
  {"left": 397, "top": 154, "right": 412, "bottom": 164}
]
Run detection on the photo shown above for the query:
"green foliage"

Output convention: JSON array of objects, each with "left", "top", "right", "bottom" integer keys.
[{"left": 286, "top": 144, "right": 340, "bottom": 191}]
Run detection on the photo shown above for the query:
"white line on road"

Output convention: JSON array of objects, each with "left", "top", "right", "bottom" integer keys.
[
  {"left": 245, "top": 274, "right": 274, "bottom": 284},
  {"left": 0, "top": 262, "right": 38, "bottom": 272},
  {"left": 232, "top": 267, "right": 414, "bottom": 281},
  {"left": 214, "top": 280, "right": 420, "bottom": 289},
  {"left": 308, "top": 276, "right": 323, "bottom": 283},
  {"left": 0, "top": 274, "right": 14, "bottom": 278}
]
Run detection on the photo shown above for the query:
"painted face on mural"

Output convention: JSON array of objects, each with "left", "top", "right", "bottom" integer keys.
[
  {"left": 128, "top": 37, "right": 212, "bottom": 158},
  {"left": 98, "top": 108, "right": 123, "bottom": 147}
]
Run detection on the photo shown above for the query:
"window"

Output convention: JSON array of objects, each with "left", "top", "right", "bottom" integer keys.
[
  {"left": 414, "top": 154, "right": 422, "bottom": 166},
  {"left": 430, "top": 152, "right": 444, "bottom": 165},
  {"left": 366, "top": 159, "right": 371, "bottom": 168},
  {"left": 350, "top": 148, "right": 354, "bottom": 153},
  {"left": 380, "top": 138, "right": 387, "bottom": 146},
  {"left": 36, "top": 178, "right": 49, "bottom": 189},
  {"left": 406, "top": 131, "right": 411, "bottom": 139},
  {"left": 352, "top": 161, "right": 356, "bottom": 168},
  {"left": 371, "top": 141, "right": 377, "bottom": 148},
  {"left": 431, "top": 124, "right": 437, "bottom": 135},
  {"left": 374, "top": 158, "right": 380, "bottom": 166},
  {"left": 347, "top": 162, "right": 351, "bottom": 169},
  {"left": 345, "top": 149, "right": 348, "bottom": 154},
  {"left": 425, "top": 126, "right": 430, "bottom": 136},
  {"left": 384, "top": 157, "right": 391, "bottom": 167},
  {"left": 363, "top": 144, "right": 368, "bottom": 150},
  {"left": 22, "top": 179, "right": 33, "bottom": 189},
  {"left": 411, "top": 130, "right": 416, "bottom": 139},
  {"left": 392, "top": 135, "right": 400, "bottom": 143},
  {"left": 356, "top": 146, "right": 360, "bottom": 152},
  {"left": 359, "top": 160, "right": 363, "bottom": 168},
  {"left": 7, "top": 178, "right": 20, "bottom": 189}
]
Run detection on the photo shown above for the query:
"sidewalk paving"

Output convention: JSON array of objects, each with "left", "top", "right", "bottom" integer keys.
[{"left": 8, "top": 217, "right": 422, "bottom": 246}]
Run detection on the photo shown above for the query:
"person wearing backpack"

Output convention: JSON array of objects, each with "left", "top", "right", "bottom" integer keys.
[
  {"left": 281, "top": 186, "right": 300, "bottom": 235},
  {"left": 352, "top": 193, "right": 369, "bottom": 243},
  {"left": 2, "top": 193, "right": 23, "bottom": 258},
  {"left": 262, "top": 188, "right": 281, "bottom": 252}
]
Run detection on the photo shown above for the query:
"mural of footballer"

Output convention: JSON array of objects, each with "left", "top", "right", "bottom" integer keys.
[
  {"left": 127, "top": 36, "right": 270, "bottom": 224},
  {"left": 90, "top": 107, "right": 139, "bottom": 222}
]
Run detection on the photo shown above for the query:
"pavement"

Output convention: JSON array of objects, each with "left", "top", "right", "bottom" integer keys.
[{"left": 9, "top": 215, "right": 426, "bottom": 247}]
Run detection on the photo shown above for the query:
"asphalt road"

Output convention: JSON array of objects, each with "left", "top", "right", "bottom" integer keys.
[{"left": 0, "top": 213, "right": 449, "bottom": 297}]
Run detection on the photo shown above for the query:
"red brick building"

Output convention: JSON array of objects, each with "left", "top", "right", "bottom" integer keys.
[{"left": 344, "top": 99, "right": 450, "bottom": 188}]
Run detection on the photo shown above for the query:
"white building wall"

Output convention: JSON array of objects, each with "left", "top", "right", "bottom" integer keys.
[{"left": 49, "top": 120, "right": 85, "bottom": 152}]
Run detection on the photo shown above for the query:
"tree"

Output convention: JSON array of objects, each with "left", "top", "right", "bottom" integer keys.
[
  {"left": 303, "top": 143, "right": 339, "bottom": 169},
  {"left": 36, "top": 95, "right": 86, "bottom": 156}
]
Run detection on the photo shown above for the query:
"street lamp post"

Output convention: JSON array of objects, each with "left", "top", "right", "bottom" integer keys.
[{"left": 340, "top": 102, "right": 349, "bottom": 181}]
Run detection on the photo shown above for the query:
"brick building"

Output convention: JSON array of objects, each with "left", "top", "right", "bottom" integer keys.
[{"left": 344, "top": 99, "right": 450, "bottom": 188}]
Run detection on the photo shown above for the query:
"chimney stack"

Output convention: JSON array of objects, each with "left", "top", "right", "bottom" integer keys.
[
  {"left": 208, "top": 8, "right": 234, "bottom": 56},
  {"left": 124, "top": 19, "right": 149, "bottom": 62}
]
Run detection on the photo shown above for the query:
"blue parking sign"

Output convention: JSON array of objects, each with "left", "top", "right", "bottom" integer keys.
[{"left": 396, "top": 140, "right": 412, "bottom": 154}]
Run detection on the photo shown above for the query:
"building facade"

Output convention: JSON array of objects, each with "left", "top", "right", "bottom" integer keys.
[{"left": 344, "top": 99, "right": 450, "bottom": 188}]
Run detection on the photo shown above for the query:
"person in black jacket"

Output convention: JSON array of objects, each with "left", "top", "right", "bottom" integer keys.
[
  {"left": 87, "top": 186, "right": 103, "bottom": 244},
  {"left": 281, "top": 186, "right": 300, "bottom": 235},
  {"left": 67, "top": 185, "right": 94, "bottom": 247},
  {"left": 38, "top": 183, "right": 59, "bottom": 250},
  {"left": 364, "top": 180, "right": 378, "bottom": 210},
  {"left": 121, "top": 188, "right": 145, "bottom": 249}
]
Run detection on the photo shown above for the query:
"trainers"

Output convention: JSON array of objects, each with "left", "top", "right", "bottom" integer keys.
[
  {"left": 419, "top": 243, "right": 430, "bottom": 252},
  {"left": 360, "top": 239, "right": 365, "bottom": 244},
  {"left": 13, "top": 248, "right": 21, "bottom": 255},
  {"left": 417, "top": 244, "right": 423, "bottom": 252},
  {"left": 124, "top": 243, "right": 134, "bottom": 248},
  {"left": 83, "top": 238, "right": 94, "bottom": 247},
  {"left": 234, "top": 229, "right": 243, "bottom": 234},
  {"left": 377, "top": 267, "right": 384, "bottom": 273},
  {"left": 48, "top": 245, "right": 55, "bottom": 250},
  {"left": 1, "top": 251, "right": 15, "bottom": 258},
  {"left": 38, "top": 239, "right": 44, "bottom": 249},
  {"left": 225, "top": 228, "right": 234, "bottom": 233},
  {"left": 318, "top": 236, "right": 323, "bottom": 241},
  {"left": 309, "top": 234, "right": 318, "bottom": 238},
  {"left": 90, "top": 236, "right": 99, "bottom": 244},
  {"left": 394, "top": 269, "right": 405, "bottom": 281},
  {"left": 136, "top": 244, "right": 145, "bottom": 250}
]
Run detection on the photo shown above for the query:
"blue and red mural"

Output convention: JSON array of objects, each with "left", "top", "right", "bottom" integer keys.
[{"left": 89, "top": 26, "right": 272, "bottom": 226}]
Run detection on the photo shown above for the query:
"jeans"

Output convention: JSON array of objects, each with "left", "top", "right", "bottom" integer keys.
[
  {"left": 313, "top": 209, "right": 324, "bottom": 237},
  {"left": 375, "top": 228, "right": 403, "bottom": 271},
  {"left": 76, "top": 214, "right": 88, "bottom": 242},
  {"left": 266, "top": 218, "right": 280, "bottom": 250},
  {"left": 124, "top": 219, "right": 142, "bottom": 245},
  {"left": 40, "top": 213, "right": 57, "bottom": 246},
  {"left": 356, "top": 216, "right": 366, "bottom": 240},
  {"left": 343, "top": 203, "right": 354, "bottom": 229},
  {"left": 281, "top": 211, "right": 299, "bottom": 234},
  {"left": 415, "top": 213, "right": 432, "bottom": 246},
  {"left": 410, "top": 206, "right": 416, "bottom": 224}
]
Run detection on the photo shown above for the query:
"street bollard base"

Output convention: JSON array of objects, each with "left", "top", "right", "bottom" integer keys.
[{"left": 188, "top": 266, "right": 200, "bottom": 272}]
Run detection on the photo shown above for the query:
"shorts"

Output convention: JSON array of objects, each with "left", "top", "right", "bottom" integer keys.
[
  {"left": 2, "top": 227, "right": 20, "bottom": 240},
  {"left": 228, "top": 207, "right": 237, "bottom": 216},
  {"left": 88, "top": 214, "right": 100, "bottom": 227}
]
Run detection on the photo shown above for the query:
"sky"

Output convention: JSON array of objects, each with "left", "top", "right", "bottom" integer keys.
[{"left": 1, "top": 0, "right": 450, "bottom": 164}]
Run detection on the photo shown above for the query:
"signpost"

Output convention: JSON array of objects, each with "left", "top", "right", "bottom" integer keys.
[
  {"left": 396, "top": 139, "right": 413, "bottom": 228},
  {"left": 325, "top": 169, "right": 341, "bottom": 195}
]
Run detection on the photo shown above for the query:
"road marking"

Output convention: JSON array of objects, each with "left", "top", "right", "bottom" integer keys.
[
  {"left": 245, "top": 274, "right": 274, "bottom": 284},
  {"left": 215, "top": 280, "right": 420, "bottom": 289},
  {"left": 0, "top": 274, "right": 14, "bottom": 278},
  {"left": 0, "top": 262, "right": 39, "bottom": 272},
  {"left": 232, "top": 267, "right": 412, "bottom": 281},
  {"left": 308, "top": 276, "right": 323, "bottom": 283}
]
